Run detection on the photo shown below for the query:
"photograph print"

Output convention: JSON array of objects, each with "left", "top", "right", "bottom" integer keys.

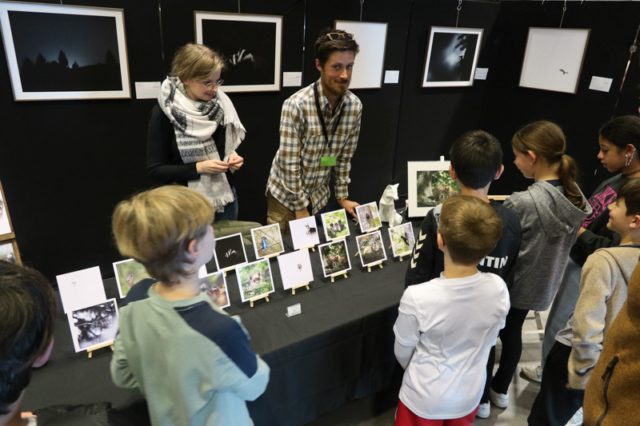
[
  {"left": 389, "top": 223, "right": 415, "bottom": 257},
  {"left": 290, "top": 216, "right": 320, "bottom": 250},
  {"left": 422, "top": 26, "right": 483, "bottom": 88},
  {"left": 195, "top": 12, "right": 282, "bottom": 92},
  {"left": 356, "top": 231, "right": 387, "bottom": 267},
  {"left": 0, "top": 240, "right": 20, "bottom": 265},
  {"left": 251, "top": 224, "right": 284, "bottom": 259},
  {"left": 319, "top": 239, "right": 351, "bottom": 278},
  {"left": 235, "top": 259, "right": 275, "bottom": 303},
  {"left": 56, "top": 266, "right": 107, "bottom": 313},
  {"left": 0, "top": 2, "right": 130, "bottom": 101},
  {"left": 0, "top": 181, "right": 14, "bottom": 240},
  {"left": 199, "top": 272, "right": 230, "bottom": 309},
  {"left": 407, "top": 161, "right": 461, "bottom": 217},
  {"left": 277, "top": 248, "right": 314, "bottom": 290},
  {"left": 213, "top": 233, "right": 248, "bottom": 271},
  {"left": 334, "top": 20, "right": 388, "bottom": 89},
  {"left": 356, "top": 202, "right": 382, "bottom": 233},
  {"left": 321, "top": 209, "right": 350, "bottom": 241},
  {"left": 67, "top": 299, "right": 119, "bottom": 352},
  {"left": 113, "top": 258, "right": 152, "bottom": 299}
]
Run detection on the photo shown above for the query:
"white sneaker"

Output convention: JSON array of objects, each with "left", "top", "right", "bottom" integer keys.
[
  {"left": 476, "top": 402, "right": 490, "bottom": 419},
  {"left": 521, "top": 365, "right": 543, "bottom": 383},
  {"left": 489, "top": 388, "right": 509, "bottom": 409}
]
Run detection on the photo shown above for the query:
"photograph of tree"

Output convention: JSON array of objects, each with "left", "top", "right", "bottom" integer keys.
[
  {"left": 422, "top": 27, "right": 483, "bottom": 88},
  {"left": 199, "top": 272, "right": 230, "bottom": 309},
  {"left": 235, "top": 259, "right": 275, "bottom": 302},
  {"left": 319, "top": 240, "right": 351, "bottom": 277},
  {"left": 389, "top": 223, "right": 415, "bottom": 257},
  {"left": 0, "top": 3, "right": 130, "bottom": 100},
  {"left": 356, "top": 202, "right": 382, "bottom": 233},
  {"left": 251, "top": 224, "right": 284, "bottom": 258},
  {"left": 416, "top": 171, "right": 460, "bottom": 208},
  {"left": 356, "top": 231, "right": 386, "bottom": 267},
  {"left": 113, "top": 259, "right": 152, "bottom": 299},
  {"left": 67, "top": 299, "right": 119, "bottom": 352},
  {"left": 322, "top": 209, "right": 350, "bottom": 241}
]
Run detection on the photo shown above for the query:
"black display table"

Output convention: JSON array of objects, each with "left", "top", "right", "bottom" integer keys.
[{"left": 23, "top": 219, "right": 415, "bottom": 426}]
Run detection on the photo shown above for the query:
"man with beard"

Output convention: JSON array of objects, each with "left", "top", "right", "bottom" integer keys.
[{"left": 266, "top": 28, "right": 362, "bottom": 233}]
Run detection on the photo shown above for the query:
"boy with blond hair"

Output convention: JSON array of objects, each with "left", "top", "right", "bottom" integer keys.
[
  {"left": 394, "top": 196, "right": 510, "bottom": 425},
  {"left": 111, "top": 185, "right": 269, "bottom": 426}
]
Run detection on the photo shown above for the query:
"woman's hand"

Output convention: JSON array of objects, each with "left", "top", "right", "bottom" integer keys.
[
  {"left": 228, "top": 153, "right": 244, "bottom": 171},
  {"left": 196, "top": 160, "right": 229, "bottom": 174}
]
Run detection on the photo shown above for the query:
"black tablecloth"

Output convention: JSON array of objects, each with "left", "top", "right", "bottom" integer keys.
[{"left": 23, "top": 219, "right": 414, "bottom": 426}]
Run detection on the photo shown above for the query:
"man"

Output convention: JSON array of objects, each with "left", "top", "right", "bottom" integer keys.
[{"left": 266, "top": 28, "right": 362, "bottom": 233}]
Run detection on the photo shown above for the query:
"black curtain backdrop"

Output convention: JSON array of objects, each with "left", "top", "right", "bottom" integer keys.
[{"left": 1, "top": 0, "right": 640, "bottom": 282}]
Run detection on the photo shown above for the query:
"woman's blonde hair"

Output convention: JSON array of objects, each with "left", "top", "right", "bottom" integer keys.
[
  {"left": 170, "top": 43, "right": 225, "bottom": 82},
  {"left": 112, "top": 186, "right": 214, "bottom": 285},
  {"left": 512, "top": 121, "right": 585, "bottom": 209}
]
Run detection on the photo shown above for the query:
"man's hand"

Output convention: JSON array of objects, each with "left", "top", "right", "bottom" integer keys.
[
  {"left": 337, "top": 199, "right": 359, "bottom": 218},
  {"left": 228, "top": 153, "right": 244, "bottom": 171},
  {"left": 196, "top": 160, "right": 229, "bottom": 174},
  {"left": 295, "top": 208, "right": 310, "bottom": 220}
]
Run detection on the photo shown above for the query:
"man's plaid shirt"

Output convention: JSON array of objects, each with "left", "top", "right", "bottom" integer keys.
[{"left": 267, "top": 80, "right": 362, "bottom": 214}]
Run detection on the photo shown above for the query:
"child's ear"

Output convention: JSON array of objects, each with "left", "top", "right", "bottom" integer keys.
[
  {"left": 449, "top": 165, "right": 458, "bottom": 180},
  {"left": 630, "top": 215, "right": 640, "bottom": 230},
  {"left": 187, "top": 238, "right": 201, "bottom": 258},
  {"left": 527, "top": 151, "right": 537, "bottom": 165},
  {"left": 437, "top": 232, "right": 445, "bottom": 250},
  {"left": 494, "top": 164, "right": 505, "bottom": 180},
  {"left": 32, "top": 338, "right": 54, "bottom": 368}
]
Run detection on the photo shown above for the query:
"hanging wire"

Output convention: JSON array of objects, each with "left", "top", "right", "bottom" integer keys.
[
  {"left": 360, "top": 0, "right": 364, "bottom": 22},
  {"left": 158, "top": 0, "right": 166, "bottom": 77},
  {"left": 238, "top": 0, "right": 241, "bottom": 14},
  {"left": 455, "top": 0, "right": 462, "bottom": 28},
  {"left": 560, "top": 0, "right": 568, "bottom": 28}
]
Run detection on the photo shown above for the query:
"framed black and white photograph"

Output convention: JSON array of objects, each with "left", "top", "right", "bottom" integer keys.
[
  {"left": 213, "top": 233, "right": 248, "bottom": 272},
  {"left": 519, "top": 28, "right": 590, "bottom": 94},
  {"left": 422, "top": 26, "right": 483, "bottom": 88},
  {"left": 0, "top": 180, "right": 15, "bottom": 241},
  {"left": 67, "top": 299, "right": 119, "bottom": 353},
  {"left": 195, "top": 11, "right": 282, "bottom": 93},
  {"left": 0, "top": 239, "right": 20, "bottom": 265},
  {"left": 0, "top": 2, "right": 131, "bottom": 101},
  {"left": 408, "top": 161, "right": 461, "bottom": 217},
  {"left": 334, "top": 20, "right": 388, "bottom": 90}
]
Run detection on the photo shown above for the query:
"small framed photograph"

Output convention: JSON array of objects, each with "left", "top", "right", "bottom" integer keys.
[
  {"left": 389, "top": 223, "right": 415, "bottom": 258},
  {"left": 407, "top": 161, "right": 461, "bottom": 217},
  {"left": 0, "top": 181, "right": 15, "bottom": 241},
  {"left": 195, "top": 11, "right": 282, "bottom": 93},
  {"left": 213, "top": 233, "right": 248, "bottom": 272},
  {"left": 289, "top": 216, "right": 320, "bottom": 250},
  {"left": 0, "top": 239, "right": 21, "bottom": 265},
  {"left": 277, "top": 249, "right": 314, "bottom": 291},
  {"left": 0, "top": 2, "right": 131, "bottom": 101},
  {"left": 318, "top": 239, "right": 351, "bottom": 278},
  {"left": 355, "top": 202, "right": 382, "bottom": 233},
  {"left": 356, "top": 231, "right": 387, "bottom": 267},
  {"left": 334, "top": 20, "right": 388, "bottom": 89},
  {"left": 519, "top": 27, "right": 590, "bottom": 94},
  {"left": 199, "top": 272, "right": 230, "bottom": 309},
  {"left": 235, "top": 259, "right": 275, "bottom": 303},
  {"left": 67, "top": 299, "right": 119, "bottom": 353},
  {"left": 321, "top": 209, "right": 351, "bottom": 241},
  {"left": 56, "top": 266, "right": 107, "bottom": 313},
  {"left": 112, "top": 258, "right": 152, "bottom": 299},
  {"left": 422, "top": 26, "right": 483, "bottom": 88},
  {"left": 251, "top": 223, "right": 285, "bottom": 259}
]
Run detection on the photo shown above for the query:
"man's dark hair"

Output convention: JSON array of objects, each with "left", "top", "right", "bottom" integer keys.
[
  {"left": 449, "top": 130, "right": 503, "bottom": 189},
  {"left": 618, "top": 178, "right": 640, "bottom": 217},
  {"left": 0, "top": 262, "right": 56, "bottom": 415},
  {"left": 315, "top": 28, "right": 360, "bottom": 66},
  {"left": 599, "top": 116, "right": 640, "bottom": 150}
]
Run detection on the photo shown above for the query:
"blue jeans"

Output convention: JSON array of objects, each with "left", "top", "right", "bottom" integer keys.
[{"left": 214, "top": 186, "right": 238, "bottom": 221}]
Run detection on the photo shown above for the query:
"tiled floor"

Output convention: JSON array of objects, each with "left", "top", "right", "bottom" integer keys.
[{"left": 308, "top": 311, "right": 549, "bottom": 426}]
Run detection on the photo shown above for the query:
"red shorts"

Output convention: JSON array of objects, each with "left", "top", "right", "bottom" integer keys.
[{"left": 394, "top": 399, "right": 479, "bottom": 426}]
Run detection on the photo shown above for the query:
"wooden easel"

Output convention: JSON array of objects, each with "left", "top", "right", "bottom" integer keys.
[
  {"left": 86, "top": 341, "right": 114, "bottom": 359},
  {"left": 298, "top": 245, "right": 315, "bottom": 252},
  {"left": 330, "top": 272, "right": 348, "bottom": 283},
  {"left": 249, "top": 294, "right": 270, "bottom": 308},
  {"left": 367, "top": 261, "right": 384, "bottom": 273},
  {"left": 291, "top": 283, "right": 310, "bottom": 295},
  {"left": 389, "top": 245, "right": 410, "bottom": 262},
  {"left": 261, "top": 253, "right": 280, "bottom": 260},
  {"left": 222, "top": 266, "right": 235, "bottom": 277},
  {"left": 329, "top": 236, "right": 346, "bottom": 242}
]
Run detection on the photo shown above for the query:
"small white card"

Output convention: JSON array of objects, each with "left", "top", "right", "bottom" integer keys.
[
  {"left": 286, "top": 303, "right": 302, "bottom": 318},
  {"left": 589, "top": 76, "right": 613, "bottom": 93},
  {"left": 56, "top": 266, "right": 107, "bottom": 313},
  {"left": 475, "top": 68, "right": 489, "bottom": 80},
  {"left": 384, "top": 70, "right": 400, "bottom": 84},
  {"left": 283, "top": 72, "right": 302, "bottom": 87},
  {"left": 135, "top": 81, "right": 161, "bottom": 99}
]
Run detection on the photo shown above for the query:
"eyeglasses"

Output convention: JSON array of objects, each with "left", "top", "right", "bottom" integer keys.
[
  {"left": 199, "top": 79, "right": 224, "bottom": 89},
  {"left": 324, "top": 32, "right": 355, "bottom": 41}
]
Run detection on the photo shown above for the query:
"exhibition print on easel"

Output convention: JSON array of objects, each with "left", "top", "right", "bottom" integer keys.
[
  {"left": 289, "top": 216, "right": 320, "bottom": 250},
  {"left": 251, "top": 224, "right": 284, "bottom": 259},
  {"left": 277, "top": 249, "right": 314, "bottom": 290},
  {"left": 235, "top": 259, "right": 275, "bottom": 303},
  {"left": 0, "top": 181, "right": 15, "bottom": 241},
  {"left": 112, "top": 258, "right": 152, "bottom": 299},
  {"left": 195, "top": 12, "right": 282, "bottom": 92},
  {"left": 422, "top": 26, "right": 483, "bottom": 88},
  {"left": 356, "top": 231, "right": 386, "bottom": 267},
  {"left": 321, "top": 209, "right": 350, "bottom": 241},
  {"left": 389, "top": 223, "right": 415, "bottom": 257},
  {"left": 355, "top": 202, "right": 382, "bottom": 233},
  {"left": 407, "top": 161, "right": 461, "bottom": 217},
  {"left": 213, "top": 233, "right": 248, "bottom": 271},
  {"left": 0, "top": 2, "right": 130, "bottom": 101},
  {"left": 319, "top": 239, "right": 351, "bottom": 278},
  {"left": 0, "top": 240, "right": 21, "bottom": 265},
  {"left": 199, "top": 272, "right": 230, "bottom": 309},
  {"left": 67, "top": 299, "right": 119, "bottom": 352}
]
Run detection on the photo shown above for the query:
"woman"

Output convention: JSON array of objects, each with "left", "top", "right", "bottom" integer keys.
[{"left": 147, "top": 43, "right": 245, "bottom": 220}]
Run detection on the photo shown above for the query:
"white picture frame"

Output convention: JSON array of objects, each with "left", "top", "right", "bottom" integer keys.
[
  {"left": 355, "top": 202, "right": 382, "bottom": 233},
  {"left": 407, "top": 161, "right": 461, "bottom": 217},
  {"left": 67, "top": 298, "right": 119, "bottom": 353},
  {"left": 318, "top": 239, "right": 352, "bottom": 278},
  {"left": 289, "top": 216, "right": 320, "bottom": 250},
  {"left": 199, "top": 272, "right": 230, "bottom": 309},
  {"left": 112, "top": 258, "right": 152, "bottom": 299},
  {"left": 388, "top": 223, "right": 415, "bottom": 258},
  {"left": 276, "top": 249, "right": 314, "bottom": 290},
  {"left": 56, "top": 266, "right": 107, "bottom": 313},
  {"left": 334, "top": 20, "right": 388, "bottom": 89},
  {"left": 321, "top": 209, "right": 351, "bottom": 241},
  {"left": 250, "top": 223, "right": 285, "bottom": 259},
  {"left": 356, "top": 230, "right": 387, "bottom": 267},
  {"left": 213, "top": 233, "right": 248, "bottom": 272},
  {"left": 235, "top": 258, "right": 275, "bottom": 303},
  {"left": 195, "top": 11, "right": 282, "bottom": 93},
  {"left": 422, "top": 26, "right": 483, "bottom": 88},
  {"left": 0, "top": 2, "right": 131, "bottom": 101},
  {"left": 519, "top": 27, "right": 590, "bottom": 94}
]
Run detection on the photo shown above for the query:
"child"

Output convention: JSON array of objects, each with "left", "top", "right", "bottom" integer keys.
[
  {"left": 528, "top": 178, "right": 640, "bottom": 425},
  {"left": 110, "top": 185, "right": 270, "bottom": 426},
  {"left": 490, "top": 121, "right": 591, "bottom": 409},
  {"left": 394, "top": 195, "right": 510, "bottom": 425}
]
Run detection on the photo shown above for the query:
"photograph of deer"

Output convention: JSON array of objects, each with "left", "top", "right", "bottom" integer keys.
[
  {"left": 389, "top": 223, "right": 415, "bottom": 258},
  {"left": 321, "top": 209, "right": 350, "bottom": 241},
  {"left": 199, "top": 272, "right": 230, "bottom": 308},
  {"left": 235, "top": 259, "right": 275, "bottom": 303},
  {"left": 67, "top": 299, "right": 119, "bottom": 352},
  {"left": 356, "top": 202, "right": 382, "bottom": 233},
  {"left": 251, "top": 224, "right": 285, "bottom": 259},
  {"left": 213, "top": 233, "right": 248, "bottom": 271},
  {"left": 112, "top": 258, "right": 152, "bottom": 298},
  {"left": 319, "top": 239, "right": 351, "bottom": 278},
  {"left": 356, "top": 231, "right": 386, "bottom": 267}
]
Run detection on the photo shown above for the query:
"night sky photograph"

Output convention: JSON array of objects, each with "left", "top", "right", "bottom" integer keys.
[{"left": 8, "top": 10, "right": 123, "bottom": 92}]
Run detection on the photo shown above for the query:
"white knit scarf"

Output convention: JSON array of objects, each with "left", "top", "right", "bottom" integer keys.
[{"left": 158, "top": 77, "right": 246, "bottom": 212}]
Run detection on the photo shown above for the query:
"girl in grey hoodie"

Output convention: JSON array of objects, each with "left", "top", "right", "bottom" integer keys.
[{"left": 488, "top": 121, "right": 591, "bottom": 411}]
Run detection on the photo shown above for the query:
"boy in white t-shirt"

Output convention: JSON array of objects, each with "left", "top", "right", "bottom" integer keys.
[{"left": 393, "top": 195, "right": 510, "bottom": 425}]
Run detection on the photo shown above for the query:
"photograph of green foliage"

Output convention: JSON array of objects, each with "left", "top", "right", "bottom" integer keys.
[
  {"left": 356, "top": 202, "right": 382, "bottom": 233},
  {"left": 113, "top": 258, "right": 152, "bottom": 298},
  {"left": 388, "top": 223, "right": 415, "bottom": 257},
  {"left": 321, "top": 209, "right": 350, "bottom": 241},
  {"left": 319, "top": 239, "right": 351, "bottom": 277}
]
